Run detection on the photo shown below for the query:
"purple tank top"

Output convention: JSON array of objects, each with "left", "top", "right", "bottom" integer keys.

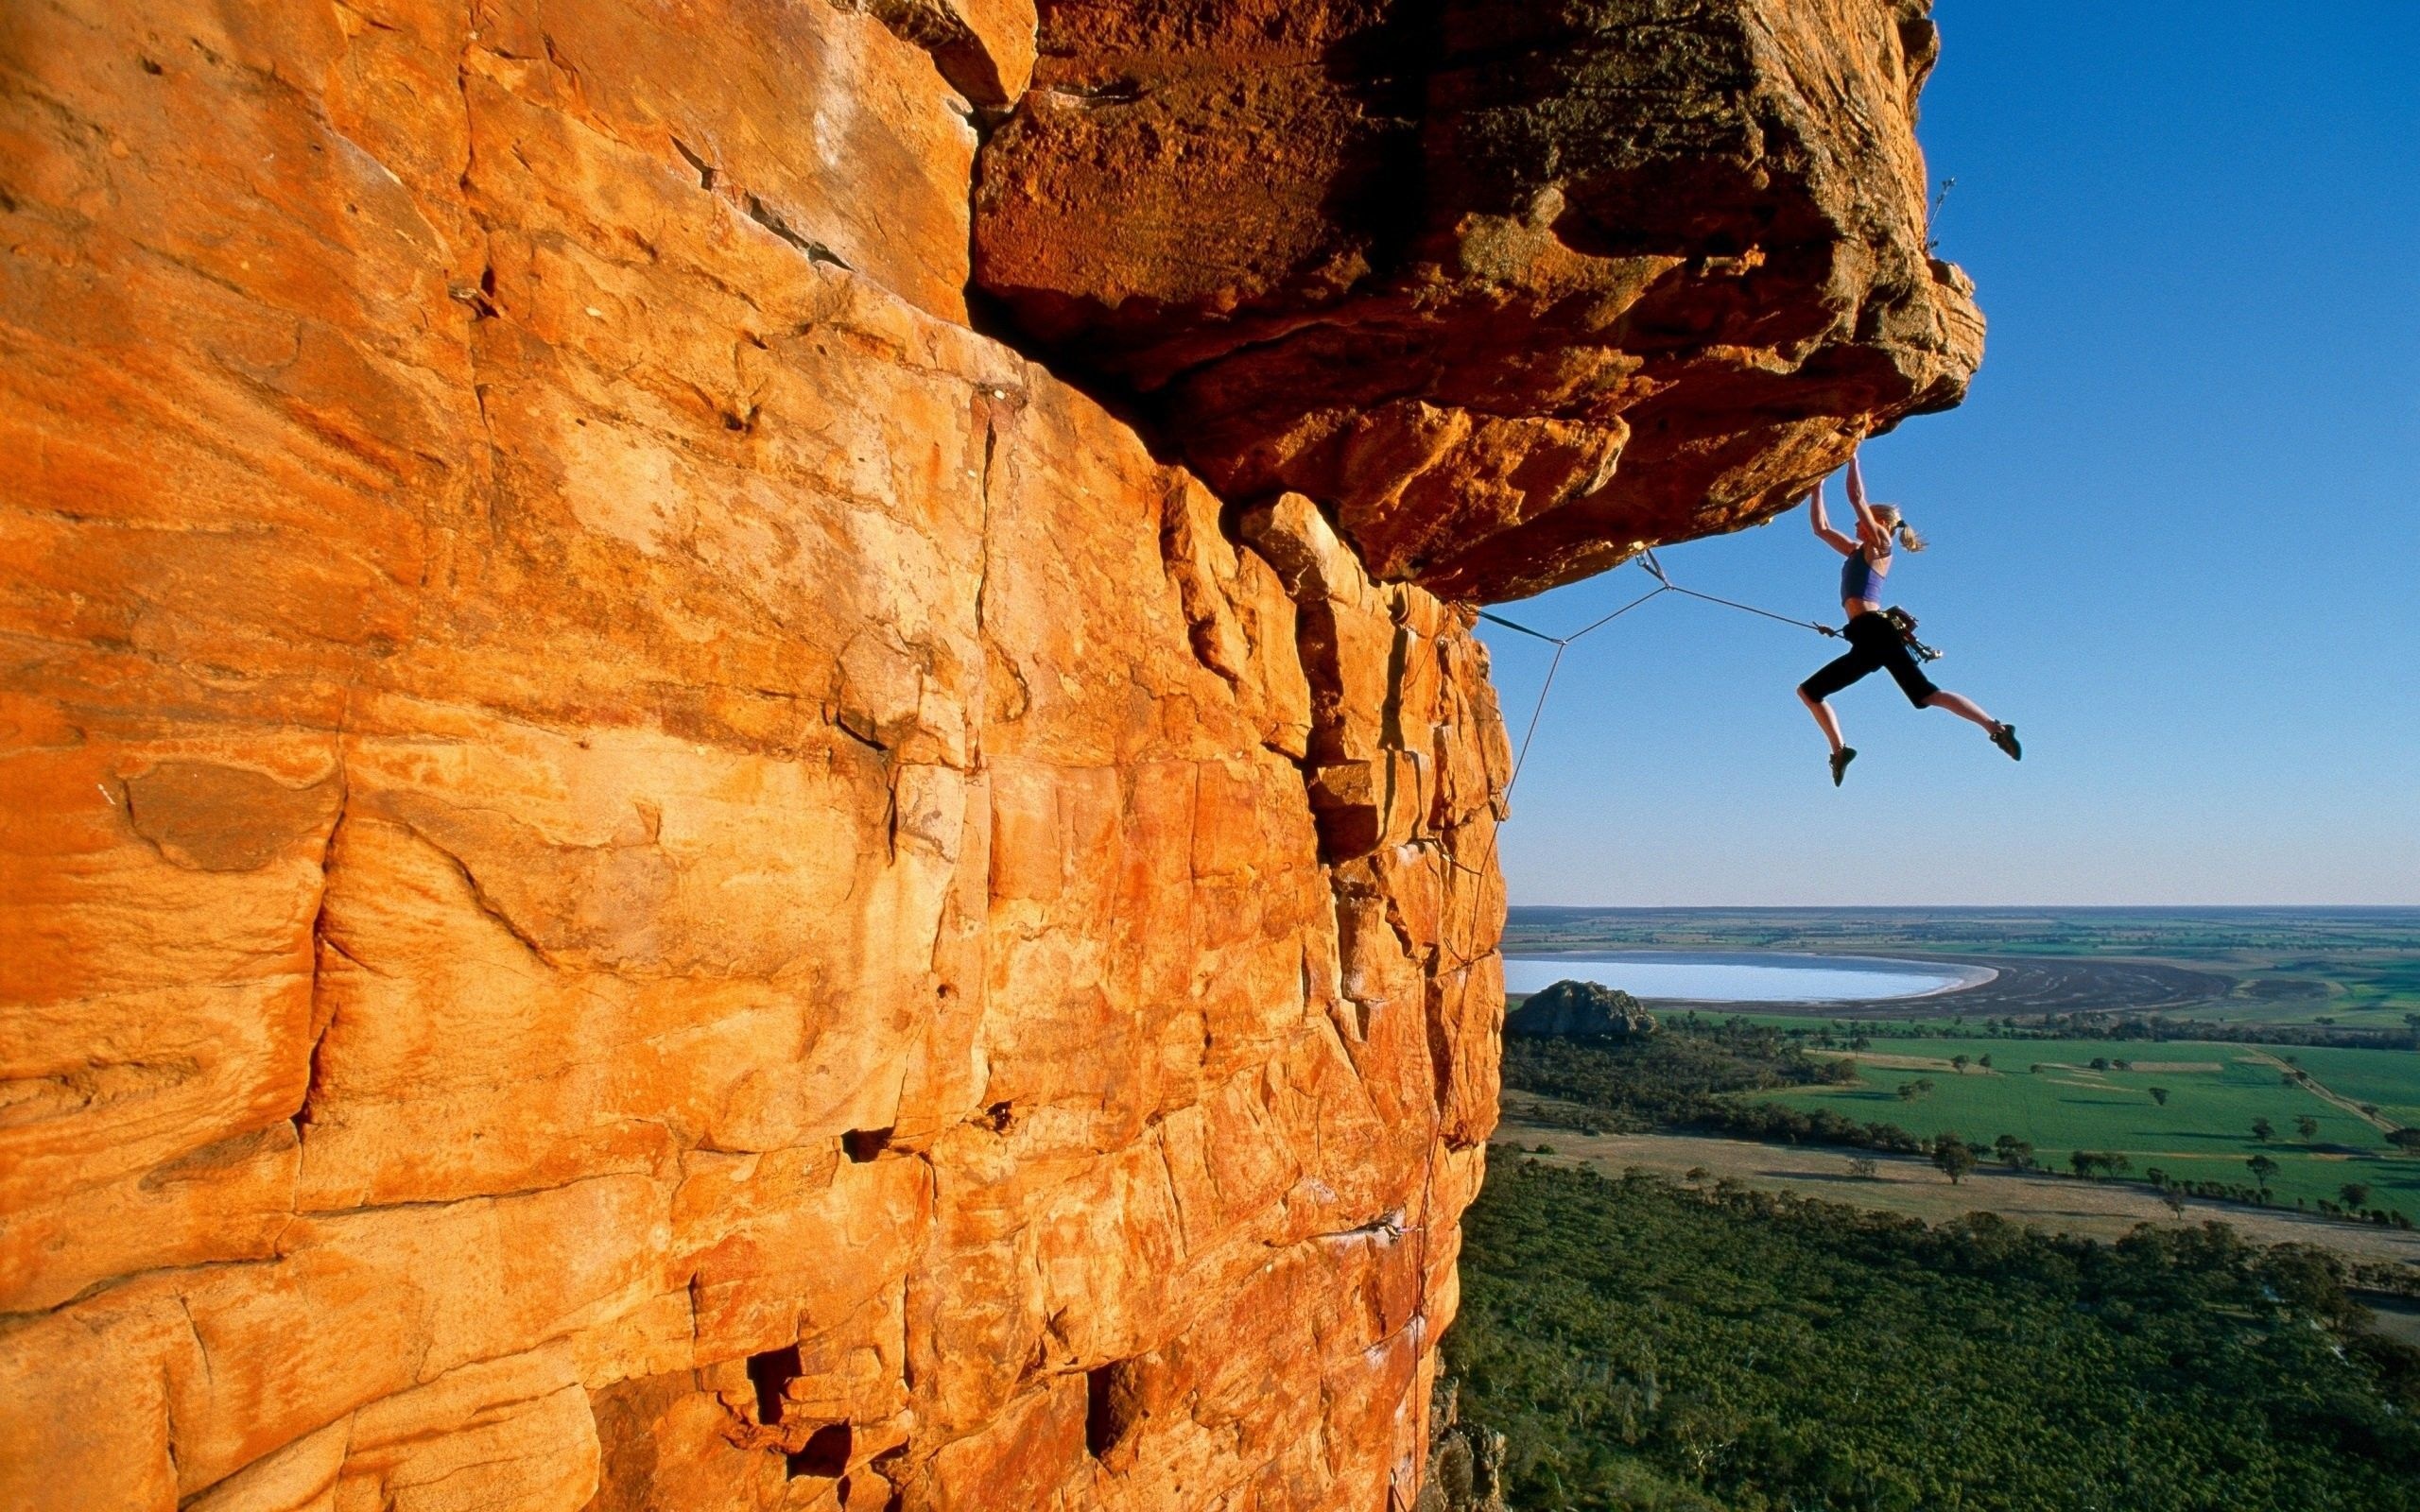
[{"left": 1841, "top": 547, "right": 1890, "bottom": 605}]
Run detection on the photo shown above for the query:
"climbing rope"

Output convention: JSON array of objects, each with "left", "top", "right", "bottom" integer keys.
[
  {"left": 1448, "top": 550, "right": 1837, "bottom": 914},
  {"left": 1402, "top": 550, "right": 1837, "bottom": 1387},
  {"left": 1478, "top": 548, "right": 1837, "bottom": 651}
]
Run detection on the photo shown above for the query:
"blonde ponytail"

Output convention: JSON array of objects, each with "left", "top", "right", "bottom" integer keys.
[{"left": 1872, "top": 505, "right": 1926, "bottom": 553}]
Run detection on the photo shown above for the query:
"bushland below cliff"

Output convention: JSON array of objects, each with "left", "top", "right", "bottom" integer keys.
[{"left": 1451, "top": 1162, "right": 2420, "bottom": 1511}]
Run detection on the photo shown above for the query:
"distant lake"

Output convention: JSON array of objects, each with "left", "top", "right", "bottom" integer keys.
[{"left": 1503, "top": 951, "right": 1994, "bottom": 1004}]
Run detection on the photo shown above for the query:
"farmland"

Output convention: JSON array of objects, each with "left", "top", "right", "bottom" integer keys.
[
  {"left": 1490, "top": 1114, "right": 2420, "bottom": 1276},
  {"left": 2275, "top": 1041, "right": 2420, "bottom": 1127},
  {"left": 1753, "top": 1032, "right": 2420, "bottom": 1220},
  {"left": 1495, "top": 1009, "right": 2420, "bottom": 1236}
]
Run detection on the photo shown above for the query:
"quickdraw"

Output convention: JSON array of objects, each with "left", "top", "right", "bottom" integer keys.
[{"left": 1880, "top": 605, "right": 1945, "bottom": 662}]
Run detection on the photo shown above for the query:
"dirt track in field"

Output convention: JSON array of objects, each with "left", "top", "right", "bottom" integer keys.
[
  {"left": 2239, "top": 1048, "right": 2403, "bottom": 1132},
  {"left": 1494, "top": 1115, "right": 2420, "bottom": 1273}
]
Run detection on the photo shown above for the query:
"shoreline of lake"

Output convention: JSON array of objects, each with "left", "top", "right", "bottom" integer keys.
[{"left": 1502, "top": 950, "right": 2000, "bottom": 1005}]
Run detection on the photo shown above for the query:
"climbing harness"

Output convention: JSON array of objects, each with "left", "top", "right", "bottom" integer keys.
[{"left": 1879, "top": 605, "right": 1945, "bottom": 662}]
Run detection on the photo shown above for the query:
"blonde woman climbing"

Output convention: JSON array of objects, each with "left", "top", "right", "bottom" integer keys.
[{"left": 1797, "top": 449, "right": 2021, "bottom": 785}]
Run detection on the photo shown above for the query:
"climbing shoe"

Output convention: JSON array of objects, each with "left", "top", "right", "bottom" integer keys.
[
  {"left": 1991, "top": 724, "right": 2022, "bottom": 762},
  {"left": 1830, "top": 747, "right": 1858, "bottom": 786}
]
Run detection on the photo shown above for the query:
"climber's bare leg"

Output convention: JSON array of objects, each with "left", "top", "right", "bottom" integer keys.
[
  {"left": 1799, "top": 688, "right": 1846, "bottom": 755},
  {"left": 1922, "top": 690, "right": 2004, "bottom": 733}
]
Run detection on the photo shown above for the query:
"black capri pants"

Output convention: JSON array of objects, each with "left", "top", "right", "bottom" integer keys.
[{"left": 1800, "top": 611, "right": 1939, "bottom": 708}]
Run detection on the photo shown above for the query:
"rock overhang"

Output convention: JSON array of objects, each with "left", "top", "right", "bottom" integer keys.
[{"left": 974, "top": 0, "right": 1984, "bottom": 601}]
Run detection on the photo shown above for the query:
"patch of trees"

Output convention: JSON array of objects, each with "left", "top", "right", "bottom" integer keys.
[
  {"left": 2032, "top": 1012, "right": 2417, "bottom": 1051},
  {"left": 2069, "top": 1149, "right": 2132, "bottom": 1179},
  {"left": 1500, "top": 1025, "right": 1927, "bottom": 1154},
  {"left": 1503, "top": 1018, "right": 1830, "bottom": 1121},
  {"left": 2136, "top": 1167, "right": 2419, "bottom": 1231},
  {"left": 1930, "top": 1134, "right": 1978, "bottom": 1184},
  {"left": 1715, "top": 1100, "right": 1927, "bottom": 1155},
  {"left": 1449, "top": 1162, "right": 2420, "bottom": 1512},
  {"left": 2352, "top": 1257, "right": 2420, "bottom": 1301},
  {"left": 1809, "top": 1011, "right": 2419, "bottom": 1052}
]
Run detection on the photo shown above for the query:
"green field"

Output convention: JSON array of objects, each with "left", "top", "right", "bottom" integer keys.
[
  {"left": 2279, "top": 1042, "right": 2420, "bottom": 1126},
  {"left": 1754, "top": 1033, "right": 2420, "bottom": 1220},
  {"left": 2180, "top": 954, "right": 2420, "bottom": 1026}
]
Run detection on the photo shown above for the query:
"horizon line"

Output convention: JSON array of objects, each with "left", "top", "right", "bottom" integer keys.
[{"left": 1506, "top": 902, "right": 2420, "bottom": 912}]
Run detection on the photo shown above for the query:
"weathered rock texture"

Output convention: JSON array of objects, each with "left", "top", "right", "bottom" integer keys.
[
  {"left": 0, "top": 1, "right": 1967, "bottom": 1508},
  {"left": 976, "top": 0, "right": 1984, "bottom": 599},
  {"left": 1410, "top": 1380, "right": 1507, "bottom": 1512}
]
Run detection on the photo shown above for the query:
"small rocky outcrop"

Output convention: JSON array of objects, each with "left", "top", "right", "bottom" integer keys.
[
  {"left": 1507, "top": 980, "right": 1660, "bottom": 1040},
  {"left": 1413, "top": 1379, "right": 1511, "bottom": 1512}
]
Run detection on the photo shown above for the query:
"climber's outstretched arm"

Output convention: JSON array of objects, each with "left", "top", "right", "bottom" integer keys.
[
  {"left": 1843, "top": 451, "right": 1882, "bottom": 533},
  {"left": 1807, "top": 478, "right": 1858, "bottom": 556}
]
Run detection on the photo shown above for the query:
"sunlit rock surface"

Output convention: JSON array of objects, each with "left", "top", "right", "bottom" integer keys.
[{"left": 1, "top": 0, "right": 1964, "bottom": 1506}]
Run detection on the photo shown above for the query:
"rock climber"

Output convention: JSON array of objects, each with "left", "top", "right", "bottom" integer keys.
[{"left": 1796, "top": 447, "right": 2020, "bottom": 785}]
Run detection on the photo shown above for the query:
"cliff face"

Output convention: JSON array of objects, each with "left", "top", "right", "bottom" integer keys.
[{"left": 0, "top": 3, "right": 1970, "bottom": 1509}]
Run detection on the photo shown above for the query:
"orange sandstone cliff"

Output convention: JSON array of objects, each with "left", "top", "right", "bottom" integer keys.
[{"left": 0, "top": 3, "right": 1979, "bottom": 1508}]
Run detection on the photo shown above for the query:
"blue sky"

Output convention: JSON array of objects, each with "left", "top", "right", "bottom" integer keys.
[{"left": 1480, "top": 1, "right": 2418, "bottom": 906}]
